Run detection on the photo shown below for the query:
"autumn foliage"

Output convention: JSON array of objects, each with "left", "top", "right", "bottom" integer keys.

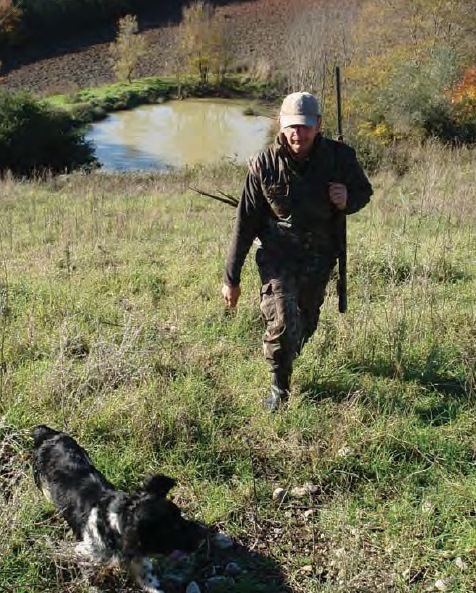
[
  {"left": 0, "top": 0, "right": 23, "bottom": 45},
  {"left": 449, "top": 68, "right": 476, "bottom": 105},
  {"left": 110, "top": 14, "right": 147, "bottom": 83},
  {"left": 177, "top": 1, "right": 231, "bottom": 84},
  {"left": 332, "top": 0, "right": 476, "bottom": 162}
]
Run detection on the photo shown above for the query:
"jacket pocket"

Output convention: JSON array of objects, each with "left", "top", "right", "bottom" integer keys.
[{"left": 264, "top": 183, "right": 290, "bottom": 218}]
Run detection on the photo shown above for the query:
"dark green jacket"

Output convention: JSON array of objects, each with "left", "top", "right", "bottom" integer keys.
[{"left": 224, "top": 133, "right": 373, "bottom": 286}]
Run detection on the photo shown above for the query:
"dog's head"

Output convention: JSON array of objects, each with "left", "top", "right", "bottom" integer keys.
[{"left": 121, "top": 474, "right": 205, "bottom": 558}]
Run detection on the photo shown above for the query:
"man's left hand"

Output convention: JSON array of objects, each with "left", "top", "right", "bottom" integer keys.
[{"left": 328, "top": 182, "right": 348, "bottom": 210}]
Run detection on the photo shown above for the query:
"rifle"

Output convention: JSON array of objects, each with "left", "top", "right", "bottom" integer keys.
[{"left": 335, "top": 65, "right": 347, "bottom": 314}]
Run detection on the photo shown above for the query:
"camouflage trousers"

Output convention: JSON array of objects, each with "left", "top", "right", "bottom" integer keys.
[{"left": 257, "top": 250, "right": 336, "bottom": 376}]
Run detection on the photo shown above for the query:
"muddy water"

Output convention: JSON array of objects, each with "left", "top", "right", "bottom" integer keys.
[{"left": 86, "top": 98, "right": 274, "bottom": 172}]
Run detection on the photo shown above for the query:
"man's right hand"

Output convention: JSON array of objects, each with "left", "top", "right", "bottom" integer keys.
[{"left": 222, "top": 283, "right": 241, "bottom": 308}]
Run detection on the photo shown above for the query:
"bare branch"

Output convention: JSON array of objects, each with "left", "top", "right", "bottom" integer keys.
[{"left": 189, "top": 186, "right": 239, "bottom": 208}]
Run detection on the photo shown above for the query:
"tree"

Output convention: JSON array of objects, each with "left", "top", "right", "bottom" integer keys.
[
  {"left": 282, "top": 0, "right": 361, "bottom": 124},
  {"left": 208, "top": 15, "right": 233, "bottom": 84},
  {"left": 177, "top": 1, "right": 230, "bottom": 85},
  {"left": 283, "top": 0, "right": 358, "bottom": 92},
  {"left": 110, "top": 14, "right": 147, "bottom": 84}
]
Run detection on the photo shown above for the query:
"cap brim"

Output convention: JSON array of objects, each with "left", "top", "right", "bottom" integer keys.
[{"left": 280, "top": 114, "right": 318, "bottom": 128}]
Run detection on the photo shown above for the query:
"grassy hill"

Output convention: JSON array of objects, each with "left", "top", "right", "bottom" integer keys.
[{"left": 1, "top": 141, "right": 475, "bottom": 592}]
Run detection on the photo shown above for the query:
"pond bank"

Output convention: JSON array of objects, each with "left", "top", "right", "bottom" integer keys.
[{"left": 45, "top": 76, "right": 281, "bottom": 128}]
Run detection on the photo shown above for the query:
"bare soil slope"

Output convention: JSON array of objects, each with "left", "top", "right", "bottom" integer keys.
[{"left": 2, "top": 0, "right": 317, "bottom": 95}]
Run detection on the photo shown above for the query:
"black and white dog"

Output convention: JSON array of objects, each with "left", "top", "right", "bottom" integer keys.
[{"left": 32, "top": 425, "right": 205, "bottom": 592}]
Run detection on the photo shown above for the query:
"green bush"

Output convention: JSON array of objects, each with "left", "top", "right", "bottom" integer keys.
[
  {"left": 344, "top": 133, "right": 411, "bottom": 177},
  {"left": 385, "top": 51, "right": 476, "bottom": 145},
  {"left": 376, "top": 49, "right": 459, "bottom": 139},
  {"left": 0, "top": 90, "right": 97, "bottom": 176},
  {"left": 350, "top": 47, "right": 476, "bottom": 164},
  {"left": 345, "top": 132, "right": 385, "bottom": 175},
  {"left": 424, "top": 99, "right": 476, "bottom": 145}
]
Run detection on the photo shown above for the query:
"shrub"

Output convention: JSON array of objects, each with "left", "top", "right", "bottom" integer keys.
[
  {"left": 424, "top": 99, "right": 476, "bottom": 145},
  {"left": 0, "top": 90, "right": 97, "bottom": 176},
  {"left": 349, "top": 46, "right": 476, "bottom": 152},
  {"left": 426, "top": 68, "right": 476, "bottom": 144},
  {"left": 346, "top": 131, "right": 385, "bottom": 175}
]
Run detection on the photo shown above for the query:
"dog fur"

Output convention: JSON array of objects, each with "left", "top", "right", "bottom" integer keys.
[{"left": 32, "top": 424, "right": 204, "bottom": 592}]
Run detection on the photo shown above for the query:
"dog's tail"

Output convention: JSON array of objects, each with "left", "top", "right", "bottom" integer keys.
[{"left": 32, "top": 424, "right": 60, "bottom": 448}]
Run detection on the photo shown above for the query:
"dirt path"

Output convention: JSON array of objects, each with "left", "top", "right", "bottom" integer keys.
[{"left": 2, "top": 0, "right": 317, "bottom": 95}]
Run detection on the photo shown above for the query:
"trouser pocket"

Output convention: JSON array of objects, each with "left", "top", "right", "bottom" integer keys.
[{"left": 259, "top": 279, "right": 299, "bottom": 373}]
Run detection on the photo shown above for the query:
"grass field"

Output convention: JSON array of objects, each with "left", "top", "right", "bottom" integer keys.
[{"left": 0, "top": 141, "right": 475, "bottom": 592}]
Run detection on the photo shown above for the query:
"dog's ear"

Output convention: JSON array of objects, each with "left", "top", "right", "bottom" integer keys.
[
  {"left": 32, "top": 424, "right": 58, "bottom": 448},
  {"left": 143, "top": 474, "right": 176, "bottom": 498}
]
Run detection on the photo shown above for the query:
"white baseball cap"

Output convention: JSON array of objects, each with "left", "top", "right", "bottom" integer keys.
[{"left": 279, "top": 92, "right": 321, "bottom": 128}]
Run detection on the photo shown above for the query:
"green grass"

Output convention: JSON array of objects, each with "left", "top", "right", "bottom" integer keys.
[
  {"left": 0, "top": 143, "right": 475, "bottom": 592},
  {"left": 42, "top": 76, "right": 279, "bottom": 125}
]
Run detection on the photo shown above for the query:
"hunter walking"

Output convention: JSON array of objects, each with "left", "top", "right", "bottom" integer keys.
[{"left": 222, "top": 91, "right": 373, "bottom": 411}]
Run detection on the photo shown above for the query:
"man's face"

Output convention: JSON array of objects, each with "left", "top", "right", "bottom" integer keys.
[{"left": 281, "top": 119, "right": 321, "bottom": 159}]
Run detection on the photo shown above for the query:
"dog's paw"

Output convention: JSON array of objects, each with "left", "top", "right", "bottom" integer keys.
[
  {"left": 74, "top": 541, "right": 92, "bottom": 559},
  {"left": 130, "top": 556, "right": 164, "bottom": 593}
]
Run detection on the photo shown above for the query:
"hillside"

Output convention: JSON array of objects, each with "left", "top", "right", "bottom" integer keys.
[
  {"left": 1, "top": 143, "right": 475, "bottom": 593},
  {"left": 2, "top": 0, "right": 317, "bottom": 95}
]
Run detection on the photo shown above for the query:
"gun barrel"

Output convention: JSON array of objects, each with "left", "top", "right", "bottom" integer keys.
[
  {"left": 335, "top": 65, "right": 347, "bottom": 314},
  {"left": 335, "top": 66, "right": 343, "bottom": 141}
]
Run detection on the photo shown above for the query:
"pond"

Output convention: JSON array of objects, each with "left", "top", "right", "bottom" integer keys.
[{"left": 85, "top": 98, "right": 274, "bottom": 172}]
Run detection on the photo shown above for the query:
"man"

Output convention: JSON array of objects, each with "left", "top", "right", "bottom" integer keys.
[{"left": 222, "top": 91, "right": 373, "bottom": 411}]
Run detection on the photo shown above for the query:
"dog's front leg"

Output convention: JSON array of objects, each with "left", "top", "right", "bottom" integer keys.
[
  {"left": 74, "top": 508, "right": 110, "bottom": 562},
  {"left": 130, "top": 556, "right": 164, "bottom": 593}
]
